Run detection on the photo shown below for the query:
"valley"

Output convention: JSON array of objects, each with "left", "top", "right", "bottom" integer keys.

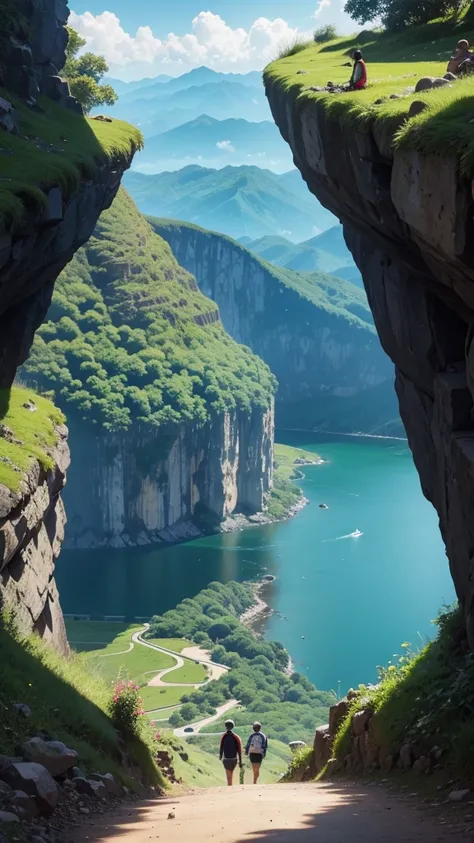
[{"left": 1, "top": 3, "right": 473, "bottom": 838}]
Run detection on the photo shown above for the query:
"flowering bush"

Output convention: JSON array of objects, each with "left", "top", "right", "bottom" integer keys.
[{"left": 109, "top": 679, "right": 145, "bottom": 736}]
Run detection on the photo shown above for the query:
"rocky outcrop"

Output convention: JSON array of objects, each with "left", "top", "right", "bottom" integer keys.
[
  {"left": 63, "top": 405, "right": 274, "bottom": 549},
  {"left": 152, "top": 220, "right": 394, "bottom": 431},
  {"left": 0, "top": 424, "right": 70, "bottom": 654},
  {"left": 0, "top": 166, "right": 136, "bottom": 390},
  {"left": 265, "top": 82, "right": 474, "bottom": 642},
  {"left": 2, "top": 0, "right": 79, "bottom": 111}
]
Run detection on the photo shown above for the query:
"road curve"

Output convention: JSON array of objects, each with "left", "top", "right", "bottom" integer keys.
[{"left": 172, "top": 698, "right": 239, "bottom": 737}]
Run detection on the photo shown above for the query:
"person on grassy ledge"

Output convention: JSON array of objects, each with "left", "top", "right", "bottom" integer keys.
[
  {"left": 349, "top": 50, "right": 367, "bottom": 90},
  {"left": 219, "top": 719, "right": 243, "bottom": 787},
  {"left": 447, "top": 39, "right": 472, "bottom": 75},
  {"left": 245, "top": 721, "right": 268, "bottom": 784}
]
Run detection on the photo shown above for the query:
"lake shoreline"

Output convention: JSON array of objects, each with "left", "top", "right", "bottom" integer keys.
[{"left": 240, "top": 579, "right": 294, "bottom": 677}]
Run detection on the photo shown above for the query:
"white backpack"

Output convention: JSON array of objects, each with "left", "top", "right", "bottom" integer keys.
[{"left": 249, "top": 732, "right": 264, "bottom": 755}]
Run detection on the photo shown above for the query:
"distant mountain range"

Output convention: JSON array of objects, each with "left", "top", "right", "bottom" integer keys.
[
  {"left": 100, "top": 66, "right": 270, "bottom": 136},
  {"left": 246, "top": 227, "right": 362, "bottom": 285},
  {"left": 133, "top": 114, "right": 292, "bottom": 172},
  {"left": 123, "top": 164, "right": 337, "bottom": 242}
]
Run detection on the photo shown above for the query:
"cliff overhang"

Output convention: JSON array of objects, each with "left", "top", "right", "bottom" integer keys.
[{"left": 265, "top": 53, "right": 474, "bottom": 644}]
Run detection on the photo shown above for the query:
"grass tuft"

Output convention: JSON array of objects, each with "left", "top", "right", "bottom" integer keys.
[{"left": 277, "top": 38, "right": 313, "bottom": 60}]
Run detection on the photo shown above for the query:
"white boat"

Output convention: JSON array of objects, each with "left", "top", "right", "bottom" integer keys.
[{"left": 351, "top": 529, "right": 363, "bottom": 538}]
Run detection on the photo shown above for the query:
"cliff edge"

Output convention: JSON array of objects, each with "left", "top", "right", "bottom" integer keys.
[
  {"left": 0, "top": 1, "right": 140, "bottom": 646},
  {"left": 265, "top": 38, "right": 474, "bottom": 646}
]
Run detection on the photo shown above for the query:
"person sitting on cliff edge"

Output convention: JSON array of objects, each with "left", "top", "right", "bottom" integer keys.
[
  {"left": 349, "top": 50, "right": 368, "bottom": 90},
  {"left": 447, "top": 39, "right": 472, "bottom": 75}
]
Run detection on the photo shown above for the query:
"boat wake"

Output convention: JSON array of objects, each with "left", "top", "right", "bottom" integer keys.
[{"left": 322, "top": 530, "right": 363, "bottom": 543}]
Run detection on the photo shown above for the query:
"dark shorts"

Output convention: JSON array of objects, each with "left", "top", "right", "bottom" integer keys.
[
  {"left": 249, "top": 753, "right": 263, "bottom": 765},
  {"left": 223, "top": 758, "right": 237, "bottom": 771}
]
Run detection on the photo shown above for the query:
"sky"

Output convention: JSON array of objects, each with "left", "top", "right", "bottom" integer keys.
[{"left": 69, "top": 1, "right": 357, "bottom": 81}]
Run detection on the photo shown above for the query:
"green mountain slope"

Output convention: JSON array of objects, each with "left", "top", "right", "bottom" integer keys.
[
  {"left": 124, "top": 165, "right": 334, "bottom": 241},
  {"left": 151, "top": 218, "right": 373, "bottom": 329},
  {"left": 22, "top": 189, "right": 275, "bottom": 432},
  {"left": 149, "top": 218, "right": 401, "bottom": 434}
]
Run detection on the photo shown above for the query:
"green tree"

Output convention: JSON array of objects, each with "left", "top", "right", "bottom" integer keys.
[
  {"left": 344, "top": 0, "right": 466, "bottom": 28},
  {"left": 63, "top": 26, "right": 117, "bottom": 113}
]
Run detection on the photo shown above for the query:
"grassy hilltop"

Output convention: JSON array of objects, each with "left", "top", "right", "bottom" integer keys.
[{"left": 265, "top": 16, "right": 474, "bottom": 174}]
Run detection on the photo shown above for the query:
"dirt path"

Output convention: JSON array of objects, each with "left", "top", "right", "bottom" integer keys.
[
  {"left": 132, "top": 629, "right": 228, "bottom": 688},
  {"left": 76, "top": 782, "right": 468, "bottom": 842}
]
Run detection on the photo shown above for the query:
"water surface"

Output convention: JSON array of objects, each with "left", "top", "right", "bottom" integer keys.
[{"left": 57, "top": 433, "right": 454, "bottom": 692}]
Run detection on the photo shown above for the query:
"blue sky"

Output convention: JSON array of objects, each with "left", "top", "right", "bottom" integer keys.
[
  {"left": 70, "top": 1, "right": 351, "bottom": 37},
  {"left": 69, "top": 2, "right": 356, "bottom": 80}
]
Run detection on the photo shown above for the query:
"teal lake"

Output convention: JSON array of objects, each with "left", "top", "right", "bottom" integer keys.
[{"left": 57, "top": 432, "right": 455, "bottom": 693}]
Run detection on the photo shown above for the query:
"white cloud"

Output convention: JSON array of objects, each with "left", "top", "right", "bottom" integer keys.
[
  {"left": 69, "top": 9, "right": 311, "bottom": 80},
  {"left": 313, "top": 1, "right": 332, "bottom": 18},
  {"left": 216, "top": 140, "right": 236, "bottom": 152}
]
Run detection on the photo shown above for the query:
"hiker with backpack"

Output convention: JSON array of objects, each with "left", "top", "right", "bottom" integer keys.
[
  {"left": 219, "top": 719, "right": 243, "bottom": 786},
  {"left": 245, "top": 721, "right": 268, "bottom": 784}
]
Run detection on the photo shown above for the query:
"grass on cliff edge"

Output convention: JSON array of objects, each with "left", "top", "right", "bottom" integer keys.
[
  {"left": 0, "top": 89, "right": 142, "bottom": 229},
  {"left": 268, "top": 443, "right": 319, "bottom": 519},
  {"left": 265, "top": 16, "right": 474, "bottom": 174},
  {"left": 0, "top": 614, "right": 163, "bottom": 791},
  {"left": 330, "top": 606, "right": 474, "bottom": 782},
  {"left": 0, "top": 385, "right": 64, "bottom": 493}
]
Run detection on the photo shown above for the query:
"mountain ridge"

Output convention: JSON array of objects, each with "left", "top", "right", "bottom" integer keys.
[{"left": 124, "top": 164, "right": 336, "bottom": 241}]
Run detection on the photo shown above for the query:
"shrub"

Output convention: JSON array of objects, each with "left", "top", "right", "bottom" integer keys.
[
  {"left": 109, "top": 679, "right": 145, "bottom": 736},
  {"left": 314, "top": 24, "right": 338, "bottom": 43},
  {"left": 277, "top": 37, "right": 311, "bottom": 59}
]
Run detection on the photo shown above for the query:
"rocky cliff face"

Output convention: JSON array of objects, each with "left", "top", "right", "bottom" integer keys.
[
  {"left": 151, "top": 220, "right": 394, "bottom": 427},
  {"left": 2, "top": 0, "right": 79, "bottom": 110},
  {"left": 0, "top": 423, "right": 70, "bottom": 655},
  {"left": 0, "top": 2, "right": 137, "bottom": 649},
  {"left": 265, "top": 83, "right": 474, "bottom": 641},
  {"left": 64, "top": 406, "right": 274, "bottom": 549}
]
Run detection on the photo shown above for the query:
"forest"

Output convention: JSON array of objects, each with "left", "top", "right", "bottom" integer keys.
[{"left": 147, "top": 582, "right": 334, "bottom": 743}]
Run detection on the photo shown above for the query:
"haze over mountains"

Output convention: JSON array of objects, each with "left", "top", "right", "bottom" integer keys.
[
  {"left": 123, "top": 165, "right": 337, "bottom": 243},
  {"left": 113, "top": 65, "right": 358, "bottom": 278},
  {"left": 100, "top": 65, "right": 290, "bottom": 172}
]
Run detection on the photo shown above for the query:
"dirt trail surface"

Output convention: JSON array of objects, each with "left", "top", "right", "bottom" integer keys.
[{"left": 74, "top": 782, "right": 469, "bottom": 843}]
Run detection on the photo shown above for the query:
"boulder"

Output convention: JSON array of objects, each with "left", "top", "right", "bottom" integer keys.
[
  {"left": 415, "top": 77, "right": 434, "bottom": 92},
  {"left": 413, "top": 756, "right": 430, "bottom": 775},
  {"left": 398, "top": 744, "right": 412, "bottom": 769},
  {"left": 448, "top": 789, "right": 470, "bottom": 802},
  {"left": 72, "top": 777, "right": 106, "bottom": 799},
  {"left": 432, "top": 77, "right": 450, "bottom": 88},
  {"left": 4, "top": 789, "right": 38, "bottom": 819},
  {"left": 352, "top": 709, "right": 371, "bottom": 737},
  {"left": 0, "top": 782, "right": 11, "bottom": 796},
  {"left": 0, "top": 811, "right": 19, "bottom": 824},
  {"left": 314, "top": 725, "right": 332, "bottom": 773},
  {"left": 329, "top": 699, "right": 350, "bottom": 736},
  {"left": 89, "top": 773, "right": 122, "bottom": 798},
  {"left": 12, "top": 703, "right": 31, "bottom": 718},
  {"left": 408, "top": 100, "right": 428, "bottom": 119},
  {"left": 444, "top": 71, "right": 457, "bottom": 81},
  {"left": 0, "top": 763, "right": 58, "bottom": 817},
  {"left": 22, "top": 738, "right": 77, "bottom": 778}
]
